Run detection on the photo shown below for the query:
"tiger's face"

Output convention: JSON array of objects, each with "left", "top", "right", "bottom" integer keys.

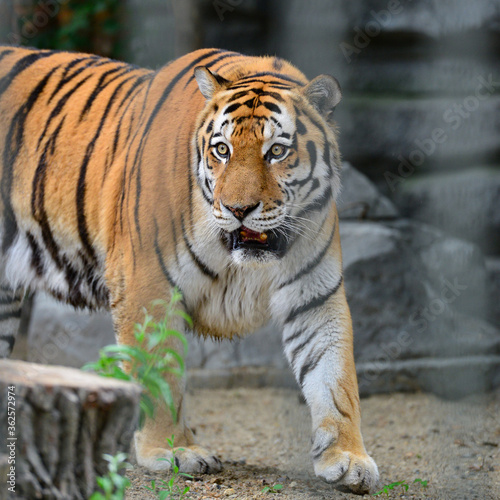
[{"left": 194, "top": 67, "right": 342, "bottom": 263}]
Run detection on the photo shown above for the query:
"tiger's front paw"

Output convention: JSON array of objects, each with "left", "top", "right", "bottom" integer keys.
[
  {"left": 312, "top": 429, "right": 379, "bottom": 494},
  {"left": 136, "top": 444, "right": 223, "bottom": 474}
]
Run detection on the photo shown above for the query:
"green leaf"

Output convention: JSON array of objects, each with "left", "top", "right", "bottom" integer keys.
[
  {"left": 173, "top": 309, "right": 193, "bottom": 328},
  {"left": 88, "top": 493, "right": 105, "bottom": 500}
]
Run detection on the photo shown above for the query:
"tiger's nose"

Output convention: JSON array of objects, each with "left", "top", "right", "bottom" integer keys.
[{"left": 223, "top": 202, "right": 260, "bottom": 222}]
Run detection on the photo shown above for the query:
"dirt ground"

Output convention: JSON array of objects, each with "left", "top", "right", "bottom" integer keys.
[{"left": 124, "top": 387, "right": 500, "bottom": 500}]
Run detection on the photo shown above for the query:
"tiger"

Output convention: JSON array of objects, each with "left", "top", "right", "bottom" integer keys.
[{"left": 0, "top": 46, "right": 379, "bottom": 493}]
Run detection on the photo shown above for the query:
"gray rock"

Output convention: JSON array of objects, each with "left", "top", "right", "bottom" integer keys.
[
  {"left": 338, "top": 162, "right": 399, "bottom": 220},
  {"left": 27, "top": 293, "right": 114, "bottom": 368},
  {"left": 396, "top": 168, "right": 500, "bottom": 254},
  {"left": 340, "top": 220, "right": 498, "bottom": 363}
]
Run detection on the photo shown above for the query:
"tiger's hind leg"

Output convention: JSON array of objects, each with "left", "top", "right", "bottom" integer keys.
[{"left": 0, "top": 285, "right": 25, "bottom": 358}]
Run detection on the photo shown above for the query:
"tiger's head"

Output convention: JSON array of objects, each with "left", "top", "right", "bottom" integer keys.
[{"left": 193, "top": 66, "right": 342, "bottom": 264}]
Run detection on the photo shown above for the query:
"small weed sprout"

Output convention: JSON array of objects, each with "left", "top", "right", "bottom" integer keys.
[
  {"left": 145, "top": 435, "right": 193, "bottom": 499},
  {"left": 262, "top": 483, "right": 283, "bottom": 494},
  {"left": 90, "top": 452, "right": 132, "bottom": 500},
  {"left": 84, "top": 289, "right": 190, "bottom": 427},
  {"left": 373, "top": 478, "right": 429, "bottom": 497}
]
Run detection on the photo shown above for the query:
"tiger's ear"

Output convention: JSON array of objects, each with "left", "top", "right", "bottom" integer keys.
[
  {"left": 194, "top": 66, "right": 230, "bottom": 100},
  {"left": 302, "top": 75, "right": 342, "bottom": 121}
]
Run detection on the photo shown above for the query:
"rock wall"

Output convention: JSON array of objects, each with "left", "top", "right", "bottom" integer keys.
[{"left": 4, "top": 0, "right": 500, "bottom": 398}]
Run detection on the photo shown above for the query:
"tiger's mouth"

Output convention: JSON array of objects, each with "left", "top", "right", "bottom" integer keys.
[{"left": 222, "top": 225, "right": 287, "bottom": 256}]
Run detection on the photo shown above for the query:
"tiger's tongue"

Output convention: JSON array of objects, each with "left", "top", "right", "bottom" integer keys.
[{"left": 240, "top": 226, "right": 267, "bottom": 242}]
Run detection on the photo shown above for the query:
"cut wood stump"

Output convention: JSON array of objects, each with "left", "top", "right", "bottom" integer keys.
[{"left": 0, "top": 359, "right": 142, "bottom": 500}]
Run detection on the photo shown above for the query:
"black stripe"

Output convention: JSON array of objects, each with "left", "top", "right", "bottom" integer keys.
[
  {"left": 296, "top": 119, "right": 307, "bottom": 135},
  {"left": 2, "top": 64, "right": 59, "bottom": 253},
  {"left": 307, "top": 141, "right": 317, "bottom": 172},
  {"left": 114, "top": 73, "right": 152, "bottom": 114},
  {"left": 76, "top": 75, "right": 136, "bottom": 261},
  {"left": 263, "top": 101, "right": 281, "bottom": 113},
  {"left": 153, "top": 218, "right": 181, "bottom": 291},
  {"left": 108, "top": 75, "right": 153, "bottom": 173},
  {"left": 0, "top": 51, "right": 55, "bottom": 98},
  {"left": 79, "top": 65, "right": 132, "bottom": 120},
  {"left": 32, "top": 117, "right": 66, "bottom": 269},
  {"left": 37, "top": 73, "right": 93, "bottom": 150},
  {"left": 47, "top": 56, "right": 97, "bottom": 103},
  {"left": 224, "top": 102, "right": 241, "bottom": 114},
  {"left": 299, "top": 347, "right": 327, "bottom": 387},
  {"left": 26, "top": 232, "right": 44, "bottom": 276},
  {"left": 0, "top": 310, "right": 22, "bottom": 322},
  {"left": 229, "top": 80, "right": 293, "bottom": 90},
  {"left": 180, "top": 217, "right": 218, "bottom": 280},
  {"left": 183, "top": 51, "right": 240, "bottom": 89},
  {"left": 311, "top": 436, "right": 335, "bottom": 460},
  {"left": 290, "top": 329, "right": 321, "bottom": 369},
  {"left": 119, "top": 75, "right": 156, "bottom": 231},
  {"left": 0, "top": 334, "right": 15, "bottom": 353},
  {"left": 280, "top": 222, "right": 336, "bottom": 289},
  {"left": 0, "top": 295, "right": 20, "bottom": 306},
  {"left": 0, "top": 49, "right": 14, "bottom": 65},
  {"left": 285, "top": 276, "right": 343, "bottom": 324},
  {"left": 331, "top": 391, "right": 350, "bottom": 419},
  {"left": 236, "top": 72, "right": 306, "bottom": 86},
  {"left": 295, "top": 185, "right": 332, "bottom": 221},
  {"left": 131, "top": 49, "right": 223, "bottom": 242},
  {"left": 272, "top": 57, "right": 284, "bottom": 70}
]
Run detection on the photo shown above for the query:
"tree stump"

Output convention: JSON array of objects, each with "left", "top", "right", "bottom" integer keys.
[{"left": 0, "top": 359, "right": 142, "bottom": 500}]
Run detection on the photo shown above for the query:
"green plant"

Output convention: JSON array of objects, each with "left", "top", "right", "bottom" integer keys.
[
  {"left": 373, "top": 478, "right": 429, "bottom": 497},
  {"left": 18, "top": 0, "right": 122, "bottom": 57},
  {"left": 89, "top": 452, "right": 132, "bottom": 500},
  {"left": 262, "top": 483, "right": 283, "bottom": 494},
  {"left": 144, "top": 435, "right": 193, "bottom": 499},
  {"left": 84, "top": 290, "right": 190, "bottom": 428}
]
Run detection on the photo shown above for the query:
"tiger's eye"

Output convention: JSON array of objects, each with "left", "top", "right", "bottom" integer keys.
[
  {"left": 216, "top": 143, "right": 229, "bottom": 156},
  {"left": 271, "top": 144, "right": 284, "bottom": 157}
]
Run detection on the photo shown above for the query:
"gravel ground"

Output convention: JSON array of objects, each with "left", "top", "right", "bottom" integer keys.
[{"left": 125, "top": 387, "right": 500, "bottom": 500}]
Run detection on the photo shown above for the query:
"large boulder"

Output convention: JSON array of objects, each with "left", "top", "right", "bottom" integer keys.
[{"left": 338, "top": 162, "right": 399, "bottom": 220}]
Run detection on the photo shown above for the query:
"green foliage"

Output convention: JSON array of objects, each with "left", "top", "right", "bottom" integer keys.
[
  {"left": 262, "top": 483, "right": 283, "bottom": 494},
  {"left": 17, "top": 0, "right": 121, "bottom": 57},
  {"left": 373, "top": 478, "right": 429, "bottom": 497},
  {"left": 89, "top": 453, "right": 132, "bottom": 500},
  {"left": 144, "top": 435, "right": 193, "bottom": 499},
  {"left": 84, "top": 290, "right": 190, "bottom": 428}
]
